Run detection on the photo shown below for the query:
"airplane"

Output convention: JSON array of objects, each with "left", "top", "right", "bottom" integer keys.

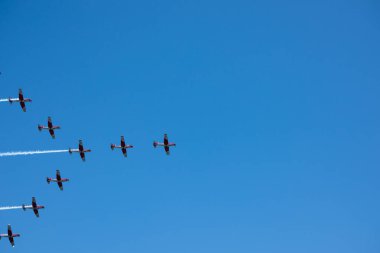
[
  {"left": 8, "top": 88, "right": 32, "bottom": 112},
  {"left": 0, "top": 225, "right": 20, "bottom": 247},
  {"left": 110, "top": 136, "right": 134, "bottom": 157},
  {"left": 38, "top": 116, "right": 61, "bottom": 139},
  {"left": 47, "top": 170, "right": 69, "bottom": 190},
  {"left": 22, "top": 197, "right": 45, "bottom": 218},
  {"left": 69, "top": 140, "right": 91, "bottom": 161},
  {"left": 153, "top": 134, "right": 176, "bottom": 155}
]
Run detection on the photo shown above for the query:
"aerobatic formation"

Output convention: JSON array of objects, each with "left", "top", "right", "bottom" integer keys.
[{"left": 0, "top": 88, "right": 177, "bottom": 247}]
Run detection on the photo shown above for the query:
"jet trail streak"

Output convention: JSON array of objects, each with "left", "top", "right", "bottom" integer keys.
[
  {"left": 0, "top": 149, "right": 68, "bottom": 157},
  {"left": 0, "top": 206, "right": 23, "bottom": 211},
  {"left": 0, "top": 98, "right": 18, "bottom": 102}
]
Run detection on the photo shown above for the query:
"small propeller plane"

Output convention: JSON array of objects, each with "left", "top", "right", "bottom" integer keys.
[
  {"left": 0, "top": 225, "right": 20, "bottom": 247},
  {"left": 47, "top": 170, "right": 69, "bottom": 190},
  {"left": 38, "top": 116, "right": 61, "bottom": 139},
  {"left": 8, "top": 89, "right": 32, "bottom": 112},
  {"left": 22, "top": 197, "right": 45, "bottom": 218},
  {"left": 153, "top": 134, "right": 176, "bottom": 155},
  {"left": 111, "top": 136, "right": 134, "bottom": 157},
  {"left": 69, "top": 140, "right": 91, "bottom": 161}
]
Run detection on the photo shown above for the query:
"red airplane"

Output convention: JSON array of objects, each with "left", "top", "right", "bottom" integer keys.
[
  {"left": 153, "top": 134, "right": 176, "bottom": 155},
  {"left": 38, "top": 116, "right": 61, "bottom": 139},
  {"left": 111, "top": 136, "right": 134, "bottom": 157},
  {"left": 22, "top": 197, "right": 45, "bottom": 218},
  {"left": 8, "top": 89, "right": 32, "bottom": 112},
  {"left": 69, "top": 140, "right": 91, "bottom": 161},
  {"left": 0, "top": 225, "right": 20, "bottom": 247},
  {"left": 47, "top": 170, "right": 69, "bottom": 190}
]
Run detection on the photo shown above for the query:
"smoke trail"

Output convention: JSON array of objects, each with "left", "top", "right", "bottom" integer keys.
[
  {"left": 0, "top": 149, "right": 68, "bottom": 157},
  {"left": 0, "top": 206, "right": 23, "bottom": 211},
  {"left": 0, "top": 98, "right": 17, "bottom": 102}
]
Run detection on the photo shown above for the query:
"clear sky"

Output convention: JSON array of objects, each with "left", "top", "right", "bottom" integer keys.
[{"left": 0, "top": 0, "right": 379, "bottom": 252}]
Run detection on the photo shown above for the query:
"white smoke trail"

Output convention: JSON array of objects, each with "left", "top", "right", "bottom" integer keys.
[
  {"left": 0, "top": 98, "right": 17, "bottom": 102},
  {"left": 0, "top": 206, "right": 23, "bottom": 211},
  {"left": 0, "top": 149, "right": 68, "bottom": 157}
]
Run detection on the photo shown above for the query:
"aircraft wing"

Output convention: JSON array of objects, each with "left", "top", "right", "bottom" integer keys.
[
  {"left": 33, "top": 208, "right": 39, "bottom": 218},
  {"left": 56, "top": 170, "right": 61, "bottom": 180},
  {"left": 165, "top": 146, "right": 170, "bottom": 155},
  {"left": 18, "top": 89, "right": 24, "bottom": 100},
  {"left": 80, "top": 152, "right": 85, "bottom": 161},
  {"left": 79, "top": 140, "right": 83, "bottom": 150},
  {"left": 48, "top": 117, "right": 53, "bottom": 128},
  {"left": 20, "top": 102, "right": 26, "bottom": 112},
  {"left": 49, "top": 129, "right": 55, "bottom": 138},
  {"left": 9, "top": 236, "right": 15, "bottom": 247}
]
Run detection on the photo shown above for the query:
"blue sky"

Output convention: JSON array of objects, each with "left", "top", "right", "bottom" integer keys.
[{"left": 0, "top": 0, "right": 379, "bottom": 252}]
